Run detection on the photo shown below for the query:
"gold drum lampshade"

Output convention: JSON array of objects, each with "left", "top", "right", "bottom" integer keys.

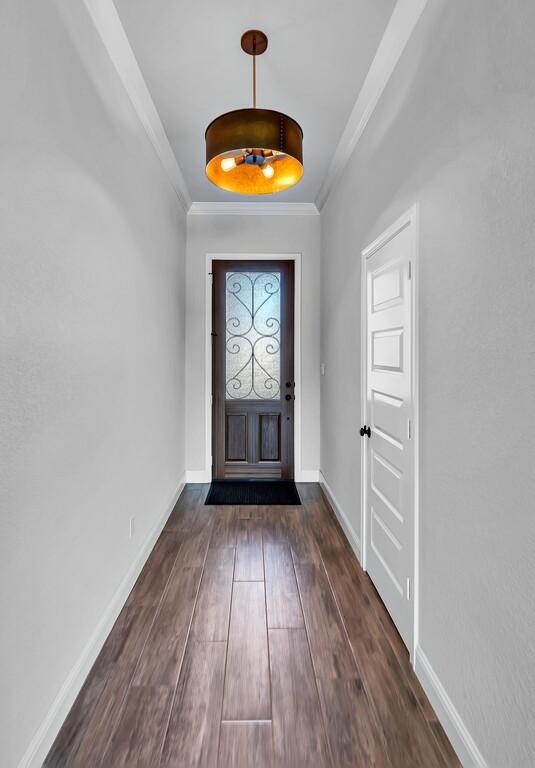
[
  {"left": 205, "top": 108, "right": 303, "bottom": 194},
  {"left": 205, "top": 30, "right": 303, "bottom": 195}
]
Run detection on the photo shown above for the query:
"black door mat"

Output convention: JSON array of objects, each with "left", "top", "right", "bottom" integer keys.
[{"left": 205, "top": 480, "right": 301, "bottom": 506}]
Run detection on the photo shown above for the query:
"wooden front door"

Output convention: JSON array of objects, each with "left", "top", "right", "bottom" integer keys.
[{"left": 212, "top": 260, "right": 294, "bottom": 479}]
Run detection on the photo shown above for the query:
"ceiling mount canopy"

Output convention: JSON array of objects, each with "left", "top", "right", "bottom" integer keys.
[{"left": 205, "top": 30, "right": 303, "bottom": 195}]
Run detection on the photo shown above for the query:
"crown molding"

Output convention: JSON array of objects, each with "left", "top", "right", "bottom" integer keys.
[
  {"left": 315, "top": 0, "right": 429, "bottom": 211},
  {"left": 188, "top": 202, "right": 319, "bottom": 216},
  {"left": 83, "top": 0, "right": 191, "bottom": 212}
]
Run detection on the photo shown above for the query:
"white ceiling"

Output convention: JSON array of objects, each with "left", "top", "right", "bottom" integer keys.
[{"left": 113, "top": 0, "right": 396, "bottom": 203}]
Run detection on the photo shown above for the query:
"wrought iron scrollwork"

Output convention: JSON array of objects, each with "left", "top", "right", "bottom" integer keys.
[{"left": 226, "top": 272, "right": 281, "bottom": 399}]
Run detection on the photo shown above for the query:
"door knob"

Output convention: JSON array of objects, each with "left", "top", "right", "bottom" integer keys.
[
  {"left": 285, "top": 394, "right": 292, "bottom": 401},
  {"left": 360, "top": 425, "right": 371, "bottom": 438}
]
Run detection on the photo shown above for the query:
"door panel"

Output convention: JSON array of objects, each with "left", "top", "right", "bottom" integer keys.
[
  {"left": 213, "top": 261, "right": 294, "bottom": 479},
  {"left": 371, "top": 450, "right": 403, "bottom": 516},
  {"left": 226, "top": 414, "right": 247, "bottom": 461},
  {"left": 259, "top": 414, "right": 280, "bottom": 461},
  {"left": 371, "top": 390, "right": 404, "bottom": 448},
  {"left": 364, "top": 219, "right": 415, "bottom": 651},
  {"left": 371, "top": 328, "right": 404, "bottom": 371}
]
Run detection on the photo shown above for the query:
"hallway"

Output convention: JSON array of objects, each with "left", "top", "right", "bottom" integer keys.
[{"left": 46, "top": 484, "right": 459, "bottom": 767}]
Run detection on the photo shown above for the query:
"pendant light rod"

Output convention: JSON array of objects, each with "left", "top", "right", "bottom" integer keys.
[
  {"left": 253, "top": 52, "right": 256, "bottom": 108},
  {"left": 241, "top": 29, "right": 268, "bottom": 109}
]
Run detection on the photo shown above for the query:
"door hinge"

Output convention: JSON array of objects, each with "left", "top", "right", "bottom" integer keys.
[
  {"left": 408, "top": 261, "right": 412, "bottom": 280},
  {"left": 408, "top": 419, "right": 411, "bottom": 439},
  {"left": 407, "top": 577, "right": 411, "bottom": 600}
]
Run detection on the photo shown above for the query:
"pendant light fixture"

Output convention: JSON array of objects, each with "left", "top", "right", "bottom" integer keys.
[{"left": 205, "top": 30, "right": 303, "bottom": 194}]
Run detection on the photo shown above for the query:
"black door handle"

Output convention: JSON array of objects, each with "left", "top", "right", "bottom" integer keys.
[
  {"left": 360, "top": 425, "right": 371, "bottom": 438},
  {"left": 285, "top": 394, "right": 292, "bottom": 401}
]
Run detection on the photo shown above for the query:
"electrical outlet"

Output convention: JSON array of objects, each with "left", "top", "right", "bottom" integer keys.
[{"left": 129, "top": 517, "right": 135, "bottom": 539}]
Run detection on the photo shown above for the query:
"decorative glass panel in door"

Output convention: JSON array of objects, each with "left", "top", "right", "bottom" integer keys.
[
  {"left": 212, "top": 261, "right": 294, "bottom": 479},
  {"left": 226, "top": 271, "right": 281, "bottom": 400}
]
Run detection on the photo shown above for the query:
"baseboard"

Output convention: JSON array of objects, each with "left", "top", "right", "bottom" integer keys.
[
  {"left": 295, "top": 469, "right": 320, "bottom": 483},
  {"left": 185, "top": 469, "right": 211, "bottom": 483},
  {"left": 414, "top": 646, "right": 488, "bottom": 768},
  {"left": 18, "top": 474, "right": 186, "bottom": 768},
  {"left": 185, "top": 469, "right": 320, "bottom": 483},
  {"left": 319, "top": 471, "right": 361, "bottom": 563}
]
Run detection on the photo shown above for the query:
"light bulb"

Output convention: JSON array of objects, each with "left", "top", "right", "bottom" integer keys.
[
  {"left": 261, "top": 163, "right": 275, "bottom": 179},
  {"left": 221, "top": 157, "right": 237, "bottom": 172}
]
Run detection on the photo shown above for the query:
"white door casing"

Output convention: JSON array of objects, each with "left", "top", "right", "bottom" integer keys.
[{"left": 361, "top": 206, "right": 418, "bottom": 654}]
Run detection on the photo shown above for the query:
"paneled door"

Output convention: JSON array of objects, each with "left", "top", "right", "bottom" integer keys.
[
  {"left": 212, "top": 260, "right": 294, "bottom": 479},
  {"left": 362, "top": 211, "right": 416, "bottom": 652}
]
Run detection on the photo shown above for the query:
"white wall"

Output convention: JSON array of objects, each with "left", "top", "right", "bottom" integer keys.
[
  {"left": 0, "top": 2, "right": 187, "bottom": 766},
  {"left": 185, "top": 212, "right": 321, "bottom": 480},
  {"left": 320, "top": 0, "right": 535, "bottom": 765}
]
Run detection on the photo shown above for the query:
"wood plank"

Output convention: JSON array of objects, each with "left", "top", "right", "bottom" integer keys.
[
  {"left": 374, "top": 600, "right": 437, "bottom": 722},
  {"left": 190, "top": 547, "right": 234, "bottom": 641},
  {"left": 177, "top": 514, "right": 213, "bottom": 568},
  {"left": 238, "top": 504, "right": 266, "bottom": 520},
  {"left": 317, "top": 677, "right": 391, "bottom": 768},
  {"left": 164, "top": 484, "right": 203, "bottom": 532},
  {"left": 45, "top": 605, "right": 156, "bottom": 765},
  {"left": 133, "top": 565, "right": 202, "bottom": 686},
  {"left": 296, "top": 482, "right": 316, "bottom": 503},
  {"left": 210, "top": 505, "right": 239, "bottom": 547},
  {"left": 346, "top": 626, "right": 447, "bottom": 768},
  {"left": 71, "top": 663, "right": 137, "bottom": 767},
  {"left": 81, "top": 606, "right": 158, "bottom": 761},
  {"left": 218, "top": 722, "right": 273, "bottom": 768},
  {"left": 358, "top": 572, "right": 439, "bottom": 725},
  {"left": 293, "top": 562, "right": 356, "bottom": 678},
  {"left": 44, "top": 669, "right": 108, "bottom": 766},
  {"left": 287, "top": 509, "right": 323, "bottom": 565},
  {"left": 234, "top": 518, "right": 264, "bottom": 581},
  {"left": 308, "top": 495, "right": 351, "bottom": 557},
  {"left": 269, "top": 628, "right": 331, "bottom": 768},
  {"left": 261, "top": 505, "right": 290, "bottom": 544},
  {"left": 320, "top": 540, "right": 441, "bottom": 723},
  {"left": 92, "top": 604, "right": 156, "bottom": 678},
  {"left": 126, "top": 532, "right": 180, "bottom": 606},
  {"left": 264, "top": 542, "right": 304, "bottom": 629},
  {"left": 160, "top": 640, "right": 226, "bottom": 768},
  {"left": 319, "top": 550, "right": 446, "bottom": 767},
  {"left": 103, "top": 684, "right": 173, "bottom": 768},
  {"left": 311, "top": 511, "right": 410, "bottom": 670},
  {"left": 222, "top": 581, "right": 270, "bottom": 720}
]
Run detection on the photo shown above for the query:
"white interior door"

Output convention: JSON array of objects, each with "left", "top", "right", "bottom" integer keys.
[{"left": 362, "top": 210, "right": 416, "bottom": 652}]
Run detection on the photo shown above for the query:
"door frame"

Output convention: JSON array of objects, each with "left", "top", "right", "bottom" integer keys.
[
  {"left": 360, "top": 205, "right": 420, "bottom": 664},
  {"left": 205, "top": 252, "right": 302, "bottom": 481}
]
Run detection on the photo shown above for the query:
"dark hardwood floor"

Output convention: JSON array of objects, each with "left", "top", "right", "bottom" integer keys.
[{"left": 45, "top": 483, "right": 461, "bottom": 768}]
